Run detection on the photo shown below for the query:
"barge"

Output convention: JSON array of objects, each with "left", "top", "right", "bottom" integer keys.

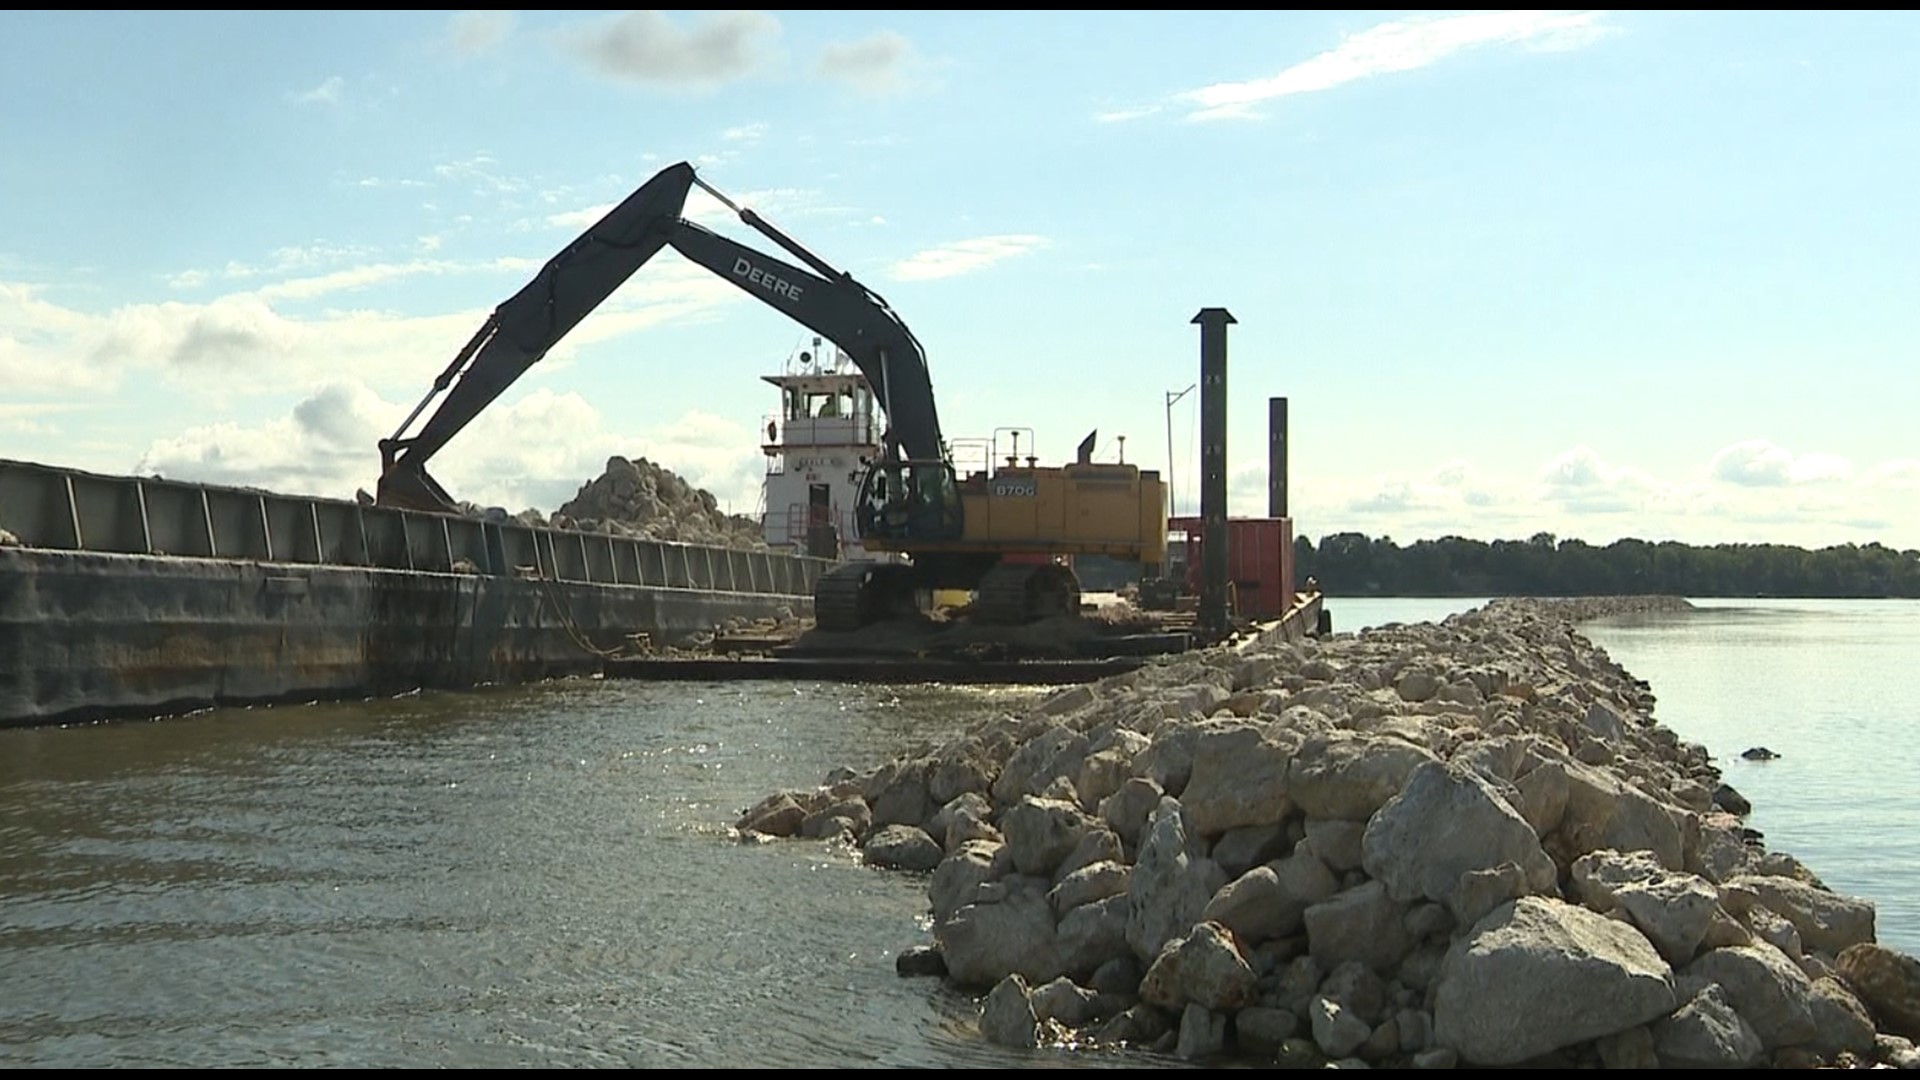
[{"left": 0, "top": 457, "right": 829, "bottom": 728}]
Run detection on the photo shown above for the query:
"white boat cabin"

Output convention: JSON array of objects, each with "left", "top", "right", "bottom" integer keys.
[{"left": 759, "top": 339, "right": 882, "bottom": 560}]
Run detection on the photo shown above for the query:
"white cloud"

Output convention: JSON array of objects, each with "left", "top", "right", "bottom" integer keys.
[
  {"left": 167, "top": 242, "right": 386, "bottom": 290},
  {"left": 148, "top": 296, "right": 307, "bottom": 369},
  {"left": 545, "top": 182, "right": 813, "bottom": 234},
  {"left": 449, "top": 10, "right": 515, "bottom": 56},
  {"left": 524, "top": 251, "right": 744, "bottom": 356},
  {"left": 1171, "top": 10, "right": 1613, "bottom": 121},
  {"left": 1094, "top": 105, "right": 1164, "bottom": 124},
  {"left": 1538, "top": 444, "right": 1651, "bottom": 514},
  {"left": 1709, "top": 438, "right": 1853, "bottom": 487},
  {"left": 891, "top": 234, "right": 1048, "bottom": 282},
  {"left": 265, "top": 242, "right": 381, "bottom": 273},
  {"left": 816, "top": 30, "right": 916, "bottom": 95},
  {"left": 433, "top": 155, "right": 527, "bottom": 197},
  {"left": 1863, "top": 459, "right": 1920, "bottom": 492},
  {"left": 1710, "top": 439, "right": 1793, "bottom": 486},
  {"left": 0, "top": 403, "right": 78, "bottom": 420},
  {"left": 0, "top": 281, "right": 121, "bottom": 391},
  {"left": 722, "top": 122, "right": 767, "bottom": 143},
  {"left": 557, "top": 10, "right": 780, "bottom": 90},
  {"left": 293, "top": 76, "right": 345, "bottom": 107},
  {"left": 687, "top": 184, "right": 811, "bottom": 226},
  {"left": 4, "top": 236, "right": 745, "bottom": 407},
  {"left": 1542, "top": 443, "right": 1627, "bottom": 489},
  {"left": 252, "top": 260, "right": 462, "bottom": 303},
  {"left": 0, "top": 402, "right": 84, "bottom": 436},
  {"left": 133, "top": 380, "right": 767, "bottom": 518},
  {"left": 545, "top": 203, "right": 617, "bottom": 233},
  {"left": 1281, "top": 441, "right": 1919, "bottom": 549},
  {"left": 1302, "top": 458, "right": 1501, "bottom": 519},
  {"left": 135, "top": 380, "right": 393, "bottom": 494},
  {"left": 0, "top": 290, "right": 424, "bottom": 394},
  {"left": 6, "top": 284, "right": 117, "bottom": 359},
  {"left": 353, "top": 175, "right": 430, "bottom": 190},
  {"left": 41, "top": 292, "right": 477, "bottom": 398}
]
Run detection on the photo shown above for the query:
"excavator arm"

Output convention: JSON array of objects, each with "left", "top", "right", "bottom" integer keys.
[
  {"left": 666, "top": 218, "right": 942, "bottom": 464},
  {"left": 375, "top": 161, "right": 946, "bottom": 512},
  {"left": 376, "top": 162, "right": 695, "bottom": 511}
]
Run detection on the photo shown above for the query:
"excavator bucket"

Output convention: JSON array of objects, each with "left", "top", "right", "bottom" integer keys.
[{"left": 374, "top": 459, "right": 459, "bottom": 513}]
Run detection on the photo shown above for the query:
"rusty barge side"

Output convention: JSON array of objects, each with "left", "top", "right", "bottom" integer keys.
[{"left": 0, "top": 459, "right": 830, "bottom": 728}]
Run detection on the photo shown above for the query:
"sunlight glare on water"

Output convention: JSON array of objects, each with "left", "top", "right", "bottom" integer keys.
[{"left": 0, "top": 679, "right": 1171, "bottom": 1068}]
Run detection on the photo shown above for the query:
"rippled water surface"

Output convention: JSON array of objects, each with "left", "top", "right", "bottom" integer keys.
[
  {"left": 0, "top": 679, "right": 1169, "bottom": 1068},
  {"left": 1577, "top": 598, "right": 1920, "bottom": 955},
  {"left": 6, "top": 596, "right": 1915, "bottom": 1065}
]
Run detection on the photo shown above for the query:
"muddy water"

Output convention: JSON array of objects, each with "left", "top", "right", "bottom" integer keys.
[{"left": 0, "top": 678, "right": 1163, "bottom": 1067}]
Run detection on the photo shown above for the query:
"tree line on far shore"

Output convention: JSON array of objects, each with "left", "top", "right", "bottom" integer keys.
[{"left": 1291, "top": 532, "right": 1920, "bottom": 599}]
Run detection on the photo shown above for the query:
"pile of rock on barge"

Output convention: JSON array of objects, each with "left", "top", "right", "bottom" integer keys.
[{"left": 733, "top": 595, "right": 1920, "bottom": 1069}]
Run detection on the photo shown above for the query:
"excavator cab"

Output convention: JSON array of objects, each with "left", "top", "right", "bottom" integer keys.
[
  {"left": 855, "top": 458, "right": 963, "bottom": 543},
  {"left": 809, "top": 456, "right": 964, "bottom": 632}
]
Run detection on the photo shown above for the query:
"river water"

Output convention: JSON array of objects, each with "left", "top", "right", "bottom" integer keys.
[
  {"left": 1577, "top": 598, "right": 1920, "bottom": 957},
  {"left": 1, "top": 597, "right": 1913, "bottom": 1066},
  {"left": 0, "top": 680, "right": 1114, "bottom": 1068}
]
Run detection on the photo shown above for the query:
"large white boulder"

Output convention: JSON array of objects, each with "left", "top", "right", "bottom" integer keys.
[{"left": 1432, "top": 896, "right": 1677, "bottom": 1065}]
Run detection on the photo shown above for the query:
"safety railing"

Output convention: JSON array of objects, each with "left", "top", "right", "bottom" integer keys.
[{"left": 760, "top": 413, "right": 879, "bottom": 459}]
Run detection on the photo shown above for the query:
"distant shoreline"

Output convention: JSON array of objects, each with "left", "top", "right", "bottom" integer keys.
[{"left": 1322, "top": 590, "right": 1916, "bottom": 601}]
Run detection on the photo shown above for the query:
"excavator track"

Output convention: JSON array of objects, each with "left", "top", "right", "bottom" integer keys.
[
  {"left": 812, "top": 561, "right": 922, "bottom": 632},
  {"left": 971, "top": 561, "right": 1083, "bottom": 626}
]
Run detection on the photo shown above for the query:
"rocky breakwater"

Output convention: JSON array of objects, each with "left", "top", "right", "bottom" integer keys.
[{"left": 732, "top": 596, "right": 1920, "bottom": 1068}]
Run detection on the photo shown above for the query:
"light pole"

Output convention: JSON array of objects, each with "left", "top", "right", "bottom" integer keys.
[{"left": 1165, "top": 383, "right": 1195, "bottom": 517}]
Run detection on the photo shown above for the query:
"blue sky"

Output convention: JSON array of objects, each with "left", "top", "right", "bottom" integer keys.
[{"left": 3, "top": 10, "right": 1916, "bottom": 549}]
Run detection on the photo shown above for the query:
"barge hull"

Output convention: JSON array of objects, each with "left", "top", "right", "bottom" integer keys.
[{"left": 1, "top": 548, "right": 808, "bottom": 727}]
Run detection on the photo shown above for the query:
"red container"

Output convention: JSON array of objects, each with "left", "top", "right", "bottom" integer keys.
[{"left": 1169, "top": 516, "right": 1295, "bottom": 619}]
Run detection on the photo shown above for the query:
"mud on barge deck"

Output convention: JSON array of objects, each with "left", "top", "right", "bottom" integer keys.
[
  {"left": 0, "top": 458, "right": 830, "bottom": 728},
  {"left": 604, "top": 590, "right": 1326, "bottom": 687}
]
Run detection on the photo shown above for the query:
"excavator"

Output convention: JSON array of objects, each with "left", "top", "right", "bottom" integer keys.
[{"left": 375, "top": 160, "right": 1166, "bottom": 631}]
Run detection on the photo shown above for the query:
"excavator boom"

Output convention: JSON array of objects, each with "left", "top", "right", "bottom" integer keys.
[
  {"left": 377, "top": 163, "right": 695, "bottom": 510},
  {"left": 375, "top": 160, "right": 944, "bottom": 511}
]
